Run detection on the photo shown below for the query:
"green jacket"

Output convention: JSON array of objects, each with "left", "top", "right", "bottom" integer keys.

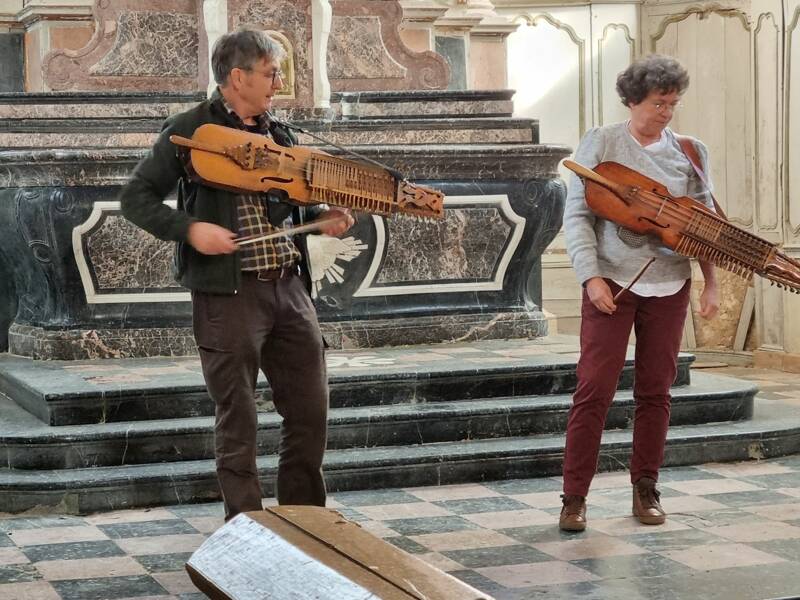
[{"left": 119, "top": 91, "right": 323, "bottom": 295}]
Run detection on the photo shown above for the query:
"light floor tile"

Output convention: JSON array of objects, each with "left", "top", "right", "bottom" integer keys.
[
  {"left": 85, "top": 508, "right": 177, "bottom": 526},
  {"left": 183, "top": 516, "right": 224, "bottom": 534},
  {"left": 417, "top": 552, "right": 464, "bottom": 572},
  {"left": 477, "top": 561, "right": 598, "bottom": 588},
  {"left": 705, "top": 521, "right": 800, "bottom": 543},
  {"left": 661, "top": 542, "right": 785, "bottom": 570},
  {"left": 114, "top": 534, "right": 207, "bottom": 556},
  {"left": 0, "top": 547, "right": 30, "bottom": 566},
  {"left": 0, "top": 581, "right": 61, "bottom": 600},
  {"left": 589, "top": 473, "right": 634, "bottom": 490},
  {"left": 9, "top": 526, "right": 108, "bottom": 547},
  {"left": 152, "top": 570, "right": 197, "bottom": 594},
  {"left": 35, "top": 556, "right": 146, "bottom": 581},
  {"left": 355, "top": 502, "right": 451, "bottom": 521},
  {"left": 588, "top": 516, "right": 690, "bottom": 536},
  {"left": 410, "top": 529, "right": 518, "bottom": 552},
  {"left": 741, "top": 502, "right": 800, "bottom": 521},
  {"left": 510, "top": 492, "right": 566, "bottom": 509},
  {"left": 534, "top": 536, "right": 648, "bottom": 561},
  {"left": 699, "top": 462, "right": 794, "bottom": 478},
  {"left": 462, "top": 509, "right": 553, "bottom": 529},
  {"left": 662, "top": 479, "right": 763, "bottom": 495},
  {"left": 406, "top": 485, "right": 502, "bottom": 502},
  {"left": 777, "top": 487, "right": 800, "bottom": 499},
  {"left": 661, "top": 495, "right": 730, "bottom": 513},
  {"left": 356, "top": 520, "right": 398, "bottom": 538}
]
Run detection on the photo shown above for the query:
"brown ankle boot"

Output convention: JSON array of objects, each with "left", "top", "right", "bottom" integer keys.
[
  {"left": 559, "top": 494, "right": 587, "bottom": 531},
  {"left": 632, "top": 477, "right": 666, "bottom": 525}
]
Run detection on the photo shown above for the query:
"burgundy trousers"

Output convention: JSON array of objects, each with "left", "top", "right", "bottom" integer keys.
[
  {"left": 562, "top": 278, "right": 690, "bottom": 497},
  {"left": 193, "top": 272, "right": 328, "bottom": 520}
]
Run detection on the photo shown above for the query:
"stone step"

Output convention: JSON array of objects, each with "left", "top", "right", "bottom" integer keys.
[
  {"left": 0, "top": 116, "right": 538, "bottom": 148},
  {"left": 0, "top": 372, "right": 756, "bottom": 470},
  {"left": 333, "top": 89, "right": 515, "bottom": 120},
  {"left": 0, "top": 394, "right": 791, "bottom": 515},
  {"left": 0, "top": 338, "right": 693, "bottom": 426}
]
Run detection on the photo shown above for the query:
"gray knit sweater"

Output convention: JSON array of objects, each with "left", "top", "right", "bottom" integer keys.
[{"left": 564, "top": 122, "right": 715, "bottom": 286}]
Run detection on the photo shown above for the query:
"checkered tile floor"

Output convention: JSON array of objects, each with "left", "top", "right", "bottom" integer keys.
[{"left": 2, "top": 366, "right": 800, "bottom": 600}]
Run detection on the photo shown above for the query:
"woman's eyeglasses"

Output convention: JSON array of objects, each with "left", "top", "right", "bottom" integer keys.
[{"left": 650, "top": 101, "right": 683, "bottom": 114}]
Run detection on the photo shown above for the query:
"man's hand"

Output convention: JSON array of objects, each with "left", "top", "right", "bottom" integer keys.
[
  {"left": 698, "top": 281, "right": 719, "bottom": 320},
  {"left": 316, "top": 208, "right": 355, "bottom": 237},
  {"left": 187, "top": 222, "right": 237, "bottom": 255},
  {"left": 585, "top": 277, "right": 617, "bottom": 315}
]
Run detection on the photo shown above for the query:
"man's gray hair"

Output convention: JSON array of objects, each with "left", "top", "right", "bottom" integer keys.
[{"left": 211, "top": 26, "right": 286, "bottom": 85}]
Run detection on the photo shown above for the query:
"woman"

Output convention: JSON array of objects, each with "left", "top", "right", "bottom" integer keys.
[{"left": 560, "top": 54, "right": 719, "bottom": 531}]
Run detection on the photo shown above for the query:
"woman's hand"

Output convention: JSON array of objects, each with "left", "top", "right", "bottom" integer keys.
[
  {"left": 698, "top": 261, "right": 719, "bottom": 320},
  {"left": 316, "top": 208, "right": 355, "bottom": 237},
  {"left": 586, "top": 277, "right": 617, "bottom": 315},
  {"left": 698, "top": 280, "right": 719, "bottom": 320}
]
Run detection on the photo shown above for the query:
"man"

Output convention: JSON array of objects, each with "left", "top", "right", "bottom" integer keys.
[{"left": 120, "top": 26, "right": 353, "bottom": 520}]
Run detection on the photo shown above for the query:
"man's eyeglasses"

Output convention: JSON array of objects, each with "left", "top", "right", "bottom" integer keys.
[
  {"left": 650, "top": 101, "right": 683, "bottom": 114},
  {"left": 245, "top": 67, "right": 284, "bottom": 86}
]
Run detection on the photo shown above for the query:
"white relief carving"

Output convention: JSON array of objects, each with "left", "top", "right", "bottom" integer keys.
[
  {"left": 354, "top": 194, "right": 525, "bottom": 297},
  {"left": 306, "top": 233, "right": 368, "bottom": 299}
]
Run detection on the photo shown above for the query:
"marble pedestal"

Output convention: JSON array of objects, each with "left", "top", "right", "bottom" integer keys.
[{"left": 0, "top": 90, "right": 569, "bottom": 359}]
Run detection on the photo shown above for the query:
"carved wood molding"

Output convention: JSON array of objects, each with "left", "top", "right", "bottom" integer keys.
[{"left": 42, "top": 0, "right": 208, "bottom": 92}]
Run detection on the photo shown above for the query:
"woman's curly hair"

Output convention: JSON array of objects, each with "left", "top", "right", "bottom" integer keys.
[{"left": 616, "top": 54, "right": 689, "bottom": 107}]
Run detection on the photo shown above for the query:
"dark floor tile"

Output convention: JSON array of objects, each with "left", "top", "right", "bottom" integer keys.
[
  {"left": 447, "top": 569, "right": 509, "bottom": 597},
  {"left": 570, "top": 552, "right": 689, "bottom": 579},
  {"left": 0, "top": 563, "right": 40, "bottom": 584},
  {"left": 442, "top": 544, "right": 553, "bottom": 568},
  {"left": 776, "top": 455, "right": 800, "bottom": 469},
  {"left": 495, "top": 581, "right": 608, "bottom": 600},
  {"left": 484, "top": 478, "right": 563, "bottom": 495},
  {"left": 331, "top": 489, "right": 423, "bottom": 507},
  {"left": 51, "top": 574, "right": 167, "bottom": 600},
  {"left": 657, "top": 467, "right": 727, "bottom": 482},
  {"left": 0, "top": 532, "right": 12, "bottom": 547},
  {"left": 750, "top": 538, "right": 800, "bottom": 562},
  {"left": 22, "top": 540, "right": 125, "bottom": 563},
  {"left": 135, "top": 551, "right": 194, "bottom": 573},
  {"left": 384, "top": 535, "right": 428, "bottom": 554},
  {"left": 98, "top": 519, "right": 199, "bottom": 539},
  {"left": 620, "top": 528, "right": 728, "bottom": 553},
  {"left": 0, "top": 516, "right": 86, "bottom": 532},
  {"left": 697, "top": 490, "right": 797, "bottom": 508},
  {"left": 740, "top": 473, "right": 800, "bottom": 488},
  {"left": 499, "top": 524, "right": 603, "bottom": 545},
  {"left": 165, "top": 503, "right": 225, "bottom": 518},
  {"left": 601, "top": 561, "right": 800, "bottom": 600},
  {"left": 178, "top": 594, "right": 208, "bottom": 600},
  {"left": 383, "top": 516, "right": 479, "bottom": 536},
  {"left": 433, "top": 496, "right": 532, "bottom": 515}
]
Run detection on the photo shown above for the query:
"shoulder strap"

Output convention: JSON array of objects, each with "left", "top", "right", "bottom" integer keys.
[{"left": 675, "top": 134, "right": 727, "bottom": 221}]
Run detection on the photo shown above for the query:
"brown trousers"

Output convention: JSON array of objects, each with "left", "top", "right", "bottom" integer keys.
[
  {"left": 192, "top": 272, "right": 328, "bottom": 520},
  {"left": 563, "top": 279, "right": 690, "bottom": 497}
]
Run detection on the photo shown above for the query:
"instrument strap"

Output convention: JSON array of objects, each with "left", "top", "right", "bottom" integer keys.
[{"left": 675, "top": 134, "right": 728, "bottom": 221}]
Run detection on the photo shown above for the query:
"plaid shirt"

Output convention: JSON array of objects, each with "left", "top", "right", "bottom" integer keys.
[{"left": 222, "top": 97, "right": 300, "bottom": 271}]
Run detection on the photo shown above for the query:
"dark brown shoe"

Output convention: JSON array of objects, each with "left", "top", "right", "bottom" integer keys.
[
  {"left": 559, "top": 494, "right": 587, "bottom": 531},
  {"left": 632, "top": 476, "right": 666, "bottom": 525}
]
